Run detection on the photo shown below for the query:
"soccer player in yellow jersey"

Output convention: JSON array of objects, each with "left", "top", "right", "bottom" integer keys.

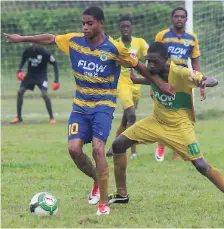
[
  {"left": 108, "top": 42, "right": 224, "bottom": 204},
  {"left": 4, "top": 7, "right": 174, "bottom": 215},
  {"left": 154, "top": 7, "right": 205, "bottom": 161},
  {"left": 106, "top": 14, "right": 148, "bottom": 159}
]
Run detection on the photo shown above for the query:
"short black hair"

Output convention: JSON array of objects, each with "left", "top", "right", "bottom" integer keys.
[
  {"left": 120, "top": 14, "right": 133, "bottom": 24},
  {"left": 148, "top": 42, "right": 168, "bottom": 58},
  {"left": 83, "top": 6, "right": 104, "bottom": 21},
  {"left": 171, "top": 7, "right": 188, "bottom": 17}
]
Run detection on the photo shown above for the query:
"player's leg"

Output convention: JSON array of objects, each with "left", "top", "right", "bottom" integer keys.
[
  {"left": 106, "top": 112, "right": 127, "bottom": 157},
  {"left": 106, "top": 87, "right": 133, "bottom": 158},
  {"left": 191, "top": 158, "right": 224, "bottom": 192},
  {"left": 164, "top": 121, "right": 224, "bottom": 192},
  {"left": 109, "top": 115, "right": 163, "bottom": 204},
  {"left": 110, "top": 134, "right": 137, "bottom": 204},
  {"left": 10, "top": 84, "right": 27, "bottom": 124},
  {"left": 129, "top": 89, "right": 140, "bottom": 159},
  {"left": 92, "top": 112, "right": 113, "bottom": 215},
  {"left": 68, "top": 112, "right": 98, "bottom": 205},
  {"left": 38, "top": 82, "right": 55, "bottom": 123}
]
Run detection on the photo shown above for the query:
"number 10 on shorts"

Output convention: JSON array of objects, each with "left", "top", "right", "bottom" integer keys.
[{"left": 68, "top": 123, "right": 79, "bottom": 136}]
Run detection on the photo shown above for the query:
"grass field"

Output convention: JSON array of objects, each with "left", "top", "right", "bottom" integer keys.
[{"left": 1, "top": 80, "right": 224, "bottom": 228}]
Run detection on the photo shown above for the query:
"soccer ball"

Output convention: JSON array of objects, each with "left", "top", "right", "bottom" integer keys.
[{"left": 29, "top": 192, "right": 58, "bottom": 216}]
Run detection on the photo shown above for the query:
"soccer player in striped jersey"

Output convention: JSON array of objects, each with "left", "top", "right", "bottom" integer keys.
[
  {"left": 153, "top": 7, "right": 205, "bottom": 161},
  {"left": 106, "top": 14, "right": 148, "bottom": 159},
  {"left": 4, "top": 6, "right": 174, "bottom": 215}
]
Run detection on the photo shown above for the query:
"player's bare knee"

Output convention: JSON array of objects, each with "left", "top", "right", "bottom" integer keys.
[
  {"left": 92, "top": 145, "right": 104, "bottom": 160},
  {"left": 68, "top": 143, "right": 82, "bottom": 158},
  {"left": 192, "top": 158, "right": 209, "bottom": 176},
  {"left": 112, "top": 135, "right": 132, "bottom": 154}
]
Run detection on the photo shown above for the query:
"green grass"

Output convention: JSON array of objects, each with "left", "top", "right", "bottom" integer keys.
[{"left": 1, "top": 86, "right": 224, "bottom": 228}]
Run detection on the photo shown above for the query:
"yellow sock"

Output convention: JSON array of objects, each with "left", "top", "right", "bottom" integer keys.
[
  {"left": 96, "top": 166, "right": 109, "bottom": 204},
  {"left": 206, "top": 166, "right": 224, "bottom": 192},
  {"left": 113, "top": 153, "right": 127, "bottom": 196}
]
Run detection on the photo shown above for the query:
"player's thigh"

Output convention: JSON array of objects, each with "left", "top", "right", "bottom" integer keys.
[
  {"left": 20, "top": 78, "right": 35, "bottom": 91},
  {"left": 92, "top": 112, "right": 113, "bottom": 143},
  {"left": 68, "top": 111, "right": 91, "bottom": 143},
  {"left": 163, "top": 121, "right": 203, "bottom": 161},
  {"left": 118, "top": 86, "right": 134, "bottom": 110},
  {"left": 122, "top": 115, "right": 165, "bottom": 144},
  {"left": 37, "top": 79, "right": 49, "bottom": 92}
]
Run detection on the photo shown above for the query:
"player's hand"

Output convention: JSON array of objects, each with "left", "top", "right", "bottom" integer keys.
[
  {"left": 16, "top": 71, "right": 25, "bottom": 81},
  {"left": 200, "top": 87, "right": 206, "bottom": 101},
  {"left": 3, "top": 33, "right": 23, "bottom": 43},
  {"left": 51, "top": 82, "right": 60, "bottom": 90},
  {"left": 158, "top": 82, "right": 175, "bottom": 96},
  {"left": 130, "top": 69, "right": 137, "bottom": 83}
]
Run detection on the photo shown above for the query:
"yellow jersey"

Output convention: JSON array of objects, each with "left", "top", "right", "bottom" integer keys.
[
  {"left": 117, "top": 37, "right": 148, "bottom": 87},
  {"left": 151, "top": 61, "right": 203, "bottom": 126}
]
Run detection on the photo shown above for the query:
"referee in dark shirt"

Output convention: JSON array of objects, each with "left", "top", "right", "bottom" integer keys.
[{"left": 10, "top": 44, "right": 60, "bottom": 124}]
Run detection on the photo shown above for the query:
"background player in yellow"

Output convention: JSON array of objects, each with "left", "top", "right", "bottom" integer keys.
[
  {"left": 153, "top": 7, "right": 205, "bottom": 161},
  {"left": 4, "top": 7, "right": 174, "bottom": 215},
  {"left": 106, "top": 14, "right": 148, "bottom": 159},
  {"left": 108, "top": 42, "right": 223, "bottom": 205}
]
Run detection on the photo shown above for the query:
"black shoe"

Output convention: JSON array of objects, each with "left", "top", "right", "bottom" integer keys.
[
  {"left": 108, "top": 192, "right": 129, "bottom": 205},
  {"left": 106, "top": 150, "right": 113, "bottom": 158}
]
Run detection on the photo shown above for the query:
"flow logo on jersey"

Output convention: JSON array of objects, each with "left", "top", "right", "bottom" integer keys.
[
  {"left": 78, "top": 60, "right": 107, "bottom": 72},
  {"left": 154, "top": 91, "right": 176, "bottom": 108},
  {"left": 168, "top": 46, "right": 187, "bottom": 55}
]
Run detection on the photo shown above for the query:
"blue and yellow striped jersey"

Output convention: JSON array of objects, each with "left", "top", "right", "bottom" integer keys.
[
  {"left": 155, "top": 28, "right": 200, "bottom": 67},
  {"left": 55, "top": 33, "right": 138, "bottom": 114}
]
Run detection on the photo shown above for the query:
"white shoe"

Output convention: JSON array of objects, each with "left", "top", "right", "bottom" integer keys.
[
  {"left": 130, "top": 153, "right": 137, "bottom": 159},
  {"left": 88, "top": 184, "right": 100, "bottom": 205},
  {"left": 96, "top": 204, "right": 110, "bottom": 215}
]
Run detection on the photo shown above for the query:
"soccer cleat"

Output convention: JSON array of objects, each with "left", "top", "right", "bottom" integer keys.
[
  {"left": 88, "top": 184, "right": 100, "bottom": 205},
  {"left": 10, "top": 116, "right": 22, "bottom": 124},
  {"left": 130, "top": 153, "right": 137, "bottom": 159},
  {"left": 49, "top": 118, "right": 56, "bottom": 124},
  {"left": 108, "top": 192, "right": 129, "bottom": 205},
  {"left": 96, "top": 203, "right": 110, "bottom": 215},
  {"left": 106, "top": 149, "right": 113, "bottom": 158},
  {"left": 155, "top": 145, "right": 165, "bottom": 162}
]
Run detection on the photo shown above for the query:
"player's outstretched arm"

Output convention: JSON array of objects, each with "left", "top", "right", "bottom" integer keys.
[
  {"left": 135, "top": 61, "right": 175, "bottom": 95},
  {"left": 3, "top": 33, "right": 56, "bottom": 45}
]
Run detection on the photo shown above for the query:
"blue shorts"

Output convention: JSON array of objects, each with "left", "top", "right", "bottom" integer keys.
[{"left": 68, "top": 111, "right": 113, "bottom": 143}]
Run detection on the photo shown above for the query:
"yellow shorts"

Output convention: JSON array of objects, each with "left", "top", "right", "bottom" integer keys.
[
  {"left": 122, "top": 115, "right": 203, "bottom": 161},
  {"left": 117, "top": 85, "right": 140, "bottom": 110}
]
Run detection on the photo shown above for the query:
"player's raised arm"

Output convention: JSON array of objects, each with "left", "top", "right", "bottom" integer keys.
[{"left": 3, "top": 33, "right": 56, "bottom": 45}]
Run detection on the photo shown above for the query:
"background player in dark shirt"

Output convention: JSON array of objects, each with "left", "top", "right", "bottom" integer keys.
[{"left": 10, "top": 44, "right": 60, "bottom": 124}]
